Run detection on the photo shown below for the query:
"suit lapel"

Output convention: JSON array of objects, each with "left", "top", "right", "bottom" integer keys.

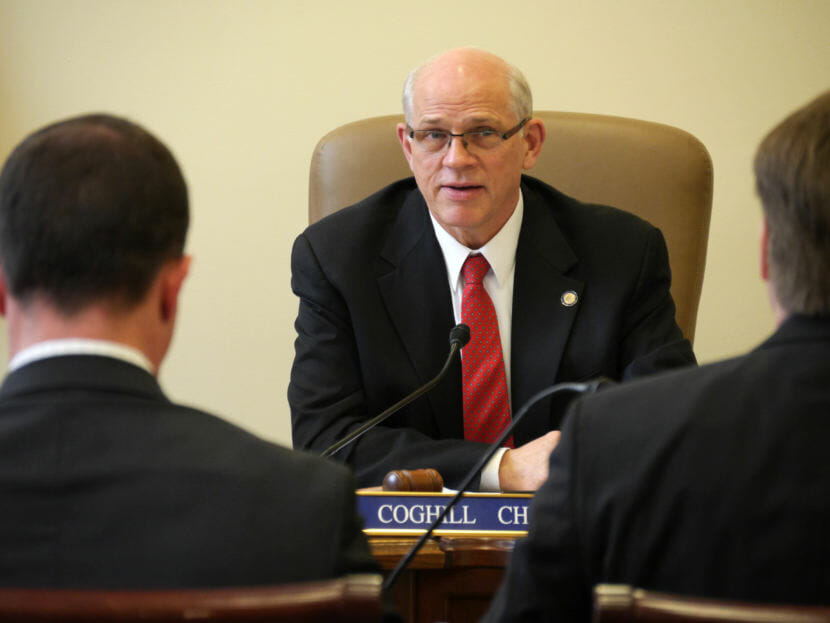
[
  {"left": 377, "top": 190, "right": 462, "bottom": 439},
  {"left": 511, "top": 181, "right": 583, "bottom": 443}
]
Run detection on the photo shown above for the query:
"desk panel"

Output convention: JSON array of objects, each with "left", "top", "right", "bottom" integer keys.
[{"left": 370, "top": 535, "right": 516, "bottom": 623}]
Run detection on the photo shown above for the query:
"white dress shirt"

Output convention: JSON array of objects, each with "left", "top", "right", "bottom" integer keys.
[
  {"left": 8, "top": 338, "right": 154, "bottom": 374},
  {"left": 429, "top": 194, "right": 524, "bottom": 491}
]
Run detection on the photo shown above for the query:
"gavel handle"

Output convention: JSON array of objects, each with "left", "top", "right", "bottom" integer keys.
[{"left": 382, "top": 468, "right": 444, "bottom": 492}]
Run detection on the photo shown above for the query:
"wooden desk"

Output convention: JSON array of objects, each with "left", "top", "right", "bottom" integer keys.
[{"left": 370, "top": 535, "right": 516, "bottom": 623}]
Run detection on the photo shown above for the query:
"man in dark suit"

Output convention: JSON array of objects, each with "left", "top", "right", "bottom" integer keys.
[
  {"left": 0, "top": 114, "right": 379, "bottom": 588},
  {"left": 483, "top": 90, "right": 830, "bottom": 621},
  {"left": 289, "top": 48, "right": 694, "bottom": 491}
]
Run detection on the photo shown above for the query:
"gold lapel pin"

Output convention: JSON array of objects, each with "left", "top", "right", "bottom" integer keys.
[{"left": 561, "top": 290, "right": 578, "bottom": 307}]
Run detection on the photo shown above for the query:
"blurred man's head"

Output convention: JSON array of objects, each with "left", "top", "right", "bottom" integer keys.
[
  {"left": 755, "top": 90, "right": 830, "bottom": 319},
  {"left": 0, "top": 114, "right": 189, "bottom": 314},
  {"left": 0, "top": 114, "right": 191, "bottom": 369}
]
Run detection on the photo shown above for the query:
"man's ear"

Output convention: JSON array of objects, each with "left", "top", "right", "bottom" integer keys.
[
  {"left": 760, "top": 218, "right": 770, "bottom": 282},
  {"left": 160, "top": 255, "right": 191, "bottom": 323},
  {"left": 0, "top": 267, "right": 8, "bottom": 317},
  {"left": 760, "top": 216, "right": 789, "bottom": 325},
  {"left": 397, "top": 122, "right": 415, "bottom": 171},
  {"left": 521, "top": 118, "right": 546, "bottom": 170}
]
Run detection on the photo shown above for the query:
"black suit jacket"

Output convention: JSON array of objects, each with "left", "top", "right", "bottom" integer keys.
[
  {"left": 289, "top": 176, "right": 694, "bottom": 488},
  {"left": 484, "top": 314, "right": 830, "bottom": 622},
  {"left": 0, "top": 355, "right": 378, "bottom": 588}
]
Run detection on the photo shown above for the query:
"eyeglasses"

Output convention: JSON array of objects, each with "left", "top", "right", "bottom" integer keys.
[{"left": 407, "top": 118, "right": 530, "bottom": 154}]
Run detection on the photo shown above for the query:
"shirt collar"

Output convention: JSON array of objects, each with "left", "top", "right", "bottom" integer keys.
[
  {"left": 8, "top": 338, "right": 155, "bottom": 374},
  {"left": 430, "top": 192, "right": 524, "bottom": 293}
]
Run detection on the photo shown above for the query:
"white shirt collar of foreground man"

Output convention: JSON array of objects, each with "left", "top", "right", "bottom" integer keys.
[{"left": 9, "top": 338, "right": 154, "bottom": 374}]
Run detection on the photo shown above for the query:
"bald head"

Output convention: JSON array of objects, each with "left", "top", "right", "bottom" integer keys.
[
  {"left": 402, "top": 48, "right": 533, "bottom": 125},
  {"left": 396, "top": 48, "right": 545, "bottom": 249}
]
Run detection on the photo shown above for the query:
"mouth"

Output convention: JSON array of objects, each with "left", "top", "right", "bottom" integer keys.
[{"left": 440, "top": 182, "right": 485, "bottom": 199}]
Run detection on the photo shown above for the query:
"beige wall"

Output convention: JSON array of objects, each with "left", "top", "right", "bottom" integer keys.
[{"left": 1, "top": 0, "right": 829, "bottom": 446}]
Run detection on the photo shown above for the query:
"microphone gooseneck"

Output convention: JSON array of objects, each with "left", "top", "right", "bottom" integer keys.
[
  {"left": 382, "top": 377, "right": 614, "bottom": 592},
  {"left": 321, "top": 324, "right": 471, "bottom": 458}
]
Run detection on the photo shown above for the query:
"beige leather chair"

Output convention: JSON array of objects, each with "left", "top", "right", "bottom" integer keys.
[
  {"left": 308, "top": 112, "right": 713, "bottom": 344},
  {"left": 0, "top": 575, "right": 383, "bottom": 622},
  {"left": 593, "top": 584, "right": 830, "bottom": 623}
]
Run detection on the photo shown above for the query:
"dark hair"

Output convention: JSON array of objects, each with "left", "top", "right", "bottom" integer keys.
[
  {"left": 754, "top": 90, "right": 830, "bottom": 316},
  {"left": 0, "top": 114, "right": 189, "bottom": 314}
]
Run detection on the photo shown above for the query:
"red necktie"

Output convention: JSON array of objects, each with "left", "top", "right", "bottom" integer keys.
[{"left": 461, "top": 254, "right": 513, "bottom": 447}]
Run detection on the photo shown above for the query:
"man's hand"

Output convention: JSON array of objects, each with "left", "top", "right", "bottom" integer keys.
[{"left": 497, "top": 430, "right": 562, "bottom": 491}]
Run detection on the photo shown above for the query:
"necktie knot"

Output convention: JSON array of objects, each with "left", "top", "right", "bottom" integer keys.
[{"left": 463, "top": 254, "right": 490, "bottom": 286}]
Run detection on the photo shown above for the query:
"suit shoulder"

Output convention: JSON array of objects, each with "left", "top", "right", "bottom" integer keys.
[
  {"left": 573, "top": 354, "right": 746, "bottom": 428},
  {"left": 303, "top": 177, "right": 419, "bottom": 238},
  {"left": 522, "top": 175, "right": 658, "bottom": 237},
  {"left": 168, "top": 406, "right": 356, "bottom": 503},
  {"left": 270, "top": 445, "right": 355, "bottom": 485},
  {"left": 163, "top": 405, "right": 347, "bottom": 476}
]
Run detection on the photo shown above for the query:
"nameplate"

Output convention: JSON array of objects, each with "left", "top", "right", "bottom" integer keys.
[{"left": 357, "top": 491, "right": 533, "bottom": 537}]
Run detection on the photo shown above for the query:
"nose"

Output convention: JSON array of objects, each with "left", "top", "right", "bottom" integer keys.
[{"left": 442, "top": 134, "right": 477, "bottom": 168}]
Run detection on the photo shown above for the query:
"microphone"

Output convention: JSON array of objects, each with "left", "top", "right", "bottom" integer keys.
[
  {"left": 381, "top": 376, "right": 615, "bottom": 592},
  {"left": 321, "top": 324, "right": 471, "bottom": 458}
]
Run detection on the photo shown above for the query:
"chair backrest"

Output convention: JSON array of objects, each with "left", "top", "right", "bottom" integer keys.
[
  {"left": 593, "top": 584, "right": 830, "bottom": 623},
  {"left": 0, "top": 574, "right": 383, "bottom": 622},
  {"left": 308, "top": 111, "right": 713, "bottom": 344}
]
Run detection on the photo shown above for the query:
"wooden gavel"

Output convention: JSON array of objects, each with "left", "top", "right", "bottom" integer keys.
[{"left": 382, "top": 468, "right": 444, "bottom": 492}]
